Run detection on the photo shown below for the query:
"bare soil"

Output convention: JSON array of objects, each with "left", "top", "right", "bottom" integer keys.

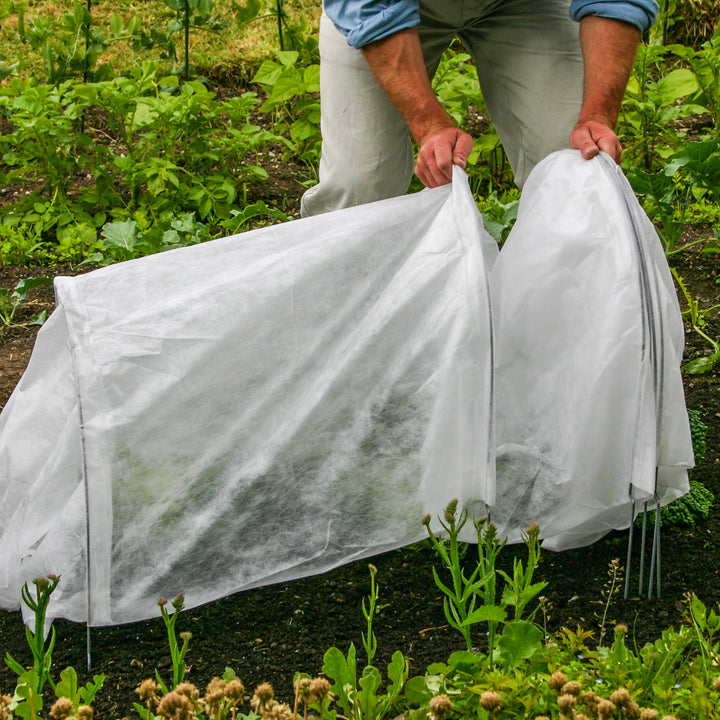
[{"left": 0, "top": 225, "right": 718, "bottom": 719}]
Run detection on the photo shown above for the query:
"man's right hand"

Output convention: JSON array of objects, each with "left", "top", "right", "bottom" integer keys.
[{"left": 362, "top": 29, "right": 471, "bottom": 189}]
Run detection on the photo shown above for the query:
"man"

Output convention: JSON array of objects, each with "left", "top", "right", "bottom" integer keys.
[{"left": 300, "top": 0, "right": 658, "bottom": 217}]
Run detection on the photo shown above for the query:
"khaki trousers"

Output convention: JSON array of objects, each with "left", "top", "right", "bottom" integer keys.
[{"left": 301, "top": 0, "right": 584, "bottom": 217}]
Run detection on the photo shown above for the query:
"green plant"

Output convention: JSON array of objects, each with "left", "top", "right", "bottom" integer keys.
[
  {"left": 0, "top": 78, "right": 92, "bottom": 204},
  {"left": 476, "top": 190, "right": 520, "bottom": 245},
  {"left": 162, "top": 0, "right": 229, "bottom": 80},
  {"left": 322, "top": 565, "right": 408, "bottom": 720},
  {"left": 596, "top": 558, "right": 623, "bottom": 646},
  {"left": 156, "top": 594, "right": 192, "bottom": 693},
  {"left": 672, "top": 267, "right": 720, "bottom": 373},
  {"left": 619, "top": 41, "right": 705, "bottom": 173},
  {"left": 252, "top": 50, "right": 321, "bottom": 163},
  {"left": 668, "top": 23, "right": 720, "bottom": 136},
  {"left": 422, "top": 501, "right": 547, "bottom": 667},
  {"left": 0, "top": 276, "right": 52, "bottom": 329},
  {"left": 4, "top": 576, "right": 60, "bottom": 718}
]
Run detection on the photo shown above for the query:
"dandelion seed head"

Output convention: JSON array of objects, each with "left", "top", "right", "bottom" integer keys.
[
  {"left": 549, "top": 671, "right": 568, "bottom": 691},
  {"left": 49, "top": 697, "right": 74, "bottom": 719},
  {"left": 479, "top": 690, "right": 501, "bottom": 712}
]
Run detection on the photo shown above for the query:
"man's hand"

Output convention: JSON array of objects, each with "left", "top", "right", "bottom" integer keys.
[
  {"left": 570, "top": 116, "right": 622, "bottom": 163},
  {"left": 362, "top": 29, "right": 468, "bottom": 188},
  {"left": 571, "top": 15, "right": 640, "bottom": 166},
  {"left": 416, "top": 125, "right": 474, "bottom": 187}
]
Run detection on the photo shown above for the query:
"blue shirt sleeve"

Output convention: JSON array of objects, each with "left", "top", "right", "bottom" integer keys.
[
  {"left": 323, "top": 0, "right": 420, "bottom": 48},
  {"left": 569, "top": 0, "right": 659, "bottom": 33}
]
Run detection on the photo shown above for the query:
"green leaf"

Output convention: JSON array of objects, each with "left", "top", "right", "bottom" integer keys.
[
  {"left": 101, "top": 219, "right": 139, "bottom": 251},
  {"left": 495, "top": 620, "right": 543, "bottom": 669},
  {"left": 56, "top": 666, "right": 79, "bottom": 704},
  {"left": 683, "top": 353, "right": 720, "bottom": 375},
  {"left": 403, "top": 676, "right": 432, "bottom": 705},
  {"left": 656, "top": 68, "right": 700, "bottom": 102},
  {"left": 463, "top": 604, "right": 507, "bottom": 626},
  {"left": 277, "top": 50, "right": 299, "bottom": 67},
  {"left": 252, "top": 60, "right": 282, "bottom": 86}
]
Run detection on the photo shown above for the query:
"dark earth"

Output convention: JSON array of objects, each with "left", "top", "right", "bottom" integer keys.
[{"left": 0, "top": 213, "right": 719, "bottom": 718}]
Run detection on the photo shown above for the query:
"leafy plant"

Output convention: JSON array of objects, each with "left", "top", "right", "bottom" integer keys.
[
  {"left": 668, "top": 23, "right": 720, "bottom": 136},
  {"left": 156, "top": 594, "right": 192, "bottom": 693},
  {"left": 252, "top": 50, "right": 321, "bottom": 163},
  {"left": 322, "top": 564, "right": 408, "bottom": 720},
  {"left": 422, "top": 500, "right": 547, "bottom": 666},
  {"left": 0, "top": 276, "right": 52, "bottom": 329},
  {"left": 4, "top": 576, "right": 60, "bottom": 718},
  {"left": 619, "top": 41, "right": 705, "bottom": 173},
  {"left": 672, "top": 267, "right": 720, "bottom": 373}
]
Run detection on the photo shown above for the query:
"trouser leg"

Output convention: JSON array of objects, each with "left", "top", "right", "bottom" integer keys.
[
  {"left": 454, "top": 0, "right": 584, "bottom": 186},
  {"left": 300, "top": 14, "right": 416, "bottom": 217}
]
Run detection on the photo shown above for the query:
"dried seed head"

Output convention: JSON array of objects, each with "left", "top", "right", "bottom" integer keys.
[
  {"left": 175, "top": 683, "right": 199, "bottom": 702},
  {"left": 625, "top": 700, "right": 641, "bottom": 720},
  {"left": 294, "top": 677, "right": 312, "bottom": 700},
  {"left": 0, "top": 695, "right": 12, "bottom": 720},
  {"left": 268, "top": 702, "right": 293, "bottom": 720},
  {"left": 76, "top": 706, "right": 94, "bottom": 720},
  {"left": 203, "top": 678, "right": 226, "bottom": 716},
  {"left": 136, "top": 679, "right": 162, "bottom": 706},
  {"left": 597, "top": 699, "right": 616, "bottom": 719},
  {"left": 157, "top": 691, "right": 194, "bottom": 720},
  {"left": 562, "top": 681, "right": 582, "bottom": 696},
  {"left": 251, "top": 682, "right": 275, "bottom": 714},
  {"left": 549, "top": 671, "right": 569, "bottom": 692},
  {"left": 50, "top": 697, "right": 74, "bottom": 719},
  {"left": 610, "top": 688, "right": 631, "bottom": 706},
  {"left": 480, "top": 691, "right": 502, "bottom": 712},
  {"left": 580, "top": 690, "right": 600, "bottom": 710},
  {"left": 225, "top": 678, "right": 245, "bottom": 704},
  {"left": 660, "top": 716, "right": 679, "bottom": 720},
  {"left": 254, "top": 682, "right": 274, "bottom": 703},
  {"left": 639, "top": 710, "right": 659, "bottom": 720},
  {"left": 429, "top": 693, "right": 454, "bottom": 719},
  {"left": 308, "top": 677, "right": 332, "bottom": 702},
  {"left": 534, "top": 716, "right": 551, "bottom": 720},
  {"left": 557, "top": 694, "right": 577, "bottom": 713}
]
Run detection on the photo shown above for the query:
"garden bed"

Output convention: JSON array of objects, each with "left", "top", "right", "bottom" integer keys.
[{"left": 0, "top": 228, "right": 718, "bottom": 718}]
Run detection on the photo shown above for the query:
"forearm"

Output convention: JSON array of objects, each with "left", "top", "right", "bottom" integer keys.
[
  {"left": 361, "top": 28, "right": 453, "bottom": 145},
  {"left": 578, "top": 15, "right": 640, "bottom": 128}
]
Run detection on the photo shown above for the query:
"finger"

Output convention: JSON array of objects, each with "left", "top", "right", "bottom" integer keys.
[
  {"left": 452, "top": 133, "right": 474, "bottom": 169},
  {"left": 433, "top": 141, "right": 454, "bottom": 184},
  {"left": 597, "top": 134, "right": 623, "bottom": 164},
  {"left": 417, "top": 145, "right": 452, "bottom": 188}
]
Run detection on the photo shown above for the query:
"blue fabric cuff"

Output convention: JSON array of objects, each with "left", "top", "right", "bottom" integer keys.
[
  {"left": 569, "top": 0, "right": 659, "bottom": 33},
  {"left": 324, "top": 1, "right": 420, "bottom": 48}
]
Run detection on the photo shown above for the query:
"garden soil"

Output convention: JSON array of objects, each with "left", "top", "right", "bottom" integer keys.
[{"left": 0, "top": 226, "right": 719, "bottom": 719}]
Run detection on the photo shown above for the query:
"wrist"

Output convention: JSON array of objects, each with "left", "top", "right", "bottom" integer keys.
[{"left": 409, "top": 104, "right": 456, "bottom": 145}]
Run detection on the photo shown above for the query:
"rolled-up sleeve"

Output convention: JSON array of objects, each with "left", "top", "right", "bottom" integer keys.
[
  {"left": 324, "top": 0, "right": 420, "bottom": 48},
  {"left": 569, "top": 0, "right": 659, "bottom": 33}
]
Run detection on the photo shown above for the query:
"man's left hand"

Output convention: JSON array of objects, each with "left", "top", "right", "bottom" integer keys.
[{"left": 570, "top": 116, "right": 623, "bottom": 164}]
